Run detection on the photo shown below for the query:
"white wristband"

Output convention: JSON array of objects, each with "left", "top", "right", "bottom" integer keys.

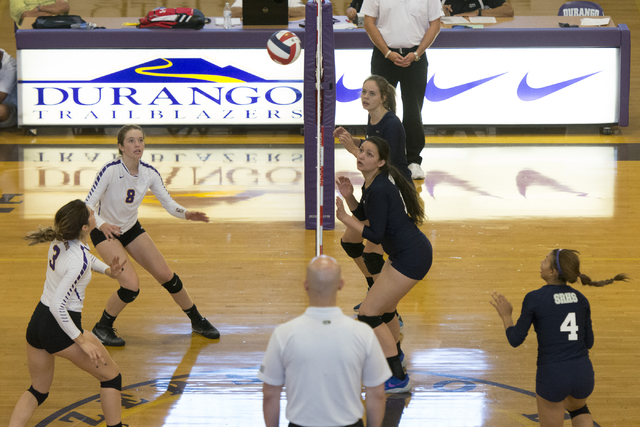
[{"left": 384, "top": 50, "right": 391, "bottom": 59}]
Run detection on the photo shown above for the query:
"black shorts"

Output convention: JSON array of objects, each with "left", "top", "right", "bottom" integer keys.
[
  {"left": 91, "top": 220, "right": 146, "bottom": 248},
  {"left": 389, "top": 235, "right": 433, "bottom": 281},
  {"left": 26, "top": 302, "right": 82, "bottom": 354},
  {"left": 536, "top": 358, "right": 594, "bottom": 402},
  {"left": 290, "top": 420, "right": 363, "bottom": 427}
]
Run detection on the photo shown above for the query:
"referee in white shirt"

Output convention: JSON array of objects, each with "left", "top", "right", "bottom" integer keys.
[
  {"left": 361, "top": 0, "right": 442, "bottom": 180},
  {"left": 258, "top": 256, "right": 390, "bottom": 427}
]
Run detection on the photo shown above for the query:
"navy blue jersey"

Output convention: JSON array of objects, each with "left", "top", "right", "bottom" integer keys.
[
  {"left": 507, "top": 284, "right": 593, "bottom": 366},
  {"left": 366, "top": 111, "right": 412, "bottom": 183},
  {"left": 352, "top": 173, "right": 424, "bottom": 258}
]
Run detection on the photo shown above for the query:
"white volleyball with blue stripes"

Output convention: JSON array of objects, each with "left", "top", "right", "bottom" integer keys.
[{"left": 267, "top": 31, "right": 301, "bottom": 65}]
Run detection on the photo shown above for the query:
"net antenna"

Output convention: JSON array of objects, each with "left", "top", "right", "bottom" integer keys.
[{"left": 315, "top": 0, "right": 324, "bottom": 256}]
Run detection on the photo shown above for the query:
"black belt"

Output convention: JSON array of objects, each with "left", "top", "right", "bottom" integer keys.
[
  {"left": 289, "top": 420, "right": 363, "bottom": 427},
  {"left": 388, "top": 46, "right": 419, "bottom": 55}
]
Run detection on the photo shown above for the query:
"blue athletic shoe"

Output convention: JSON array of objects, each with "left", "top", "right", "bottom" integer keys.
[
  {"left": 385, "top": 374, "right": 412, "bottom": 394},
  {"left": 353, "top": 302, "right": 362, "bottom": 313}
]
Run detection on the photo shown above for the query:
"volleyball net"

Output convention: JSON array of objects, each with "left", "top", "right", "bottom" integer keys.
[{"left": 303, "top": 0, "right": 336, "bottom": 256}]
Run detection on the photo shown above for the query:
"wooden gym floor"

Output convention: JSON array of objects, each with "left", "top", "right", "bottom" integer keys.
[{"left": 1, "top": 1, "right": 640, "bottom": 426}]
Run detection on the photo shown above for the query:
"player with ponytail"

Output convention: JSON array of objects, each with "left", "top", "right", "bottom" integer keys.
[
  {"left": 490, "top": 249, "right": 628, "bottom": 427},
  {"left": 335, "top": 136, "right": 433, "bottom": 393}
]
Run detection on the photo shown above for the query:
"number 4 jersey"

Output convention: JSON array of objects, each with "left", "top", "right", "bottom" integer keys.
[
  {"left": 85, "top": 158, "right": 187, "bottom": 233},
  {"left": 506, "top": 284, "right": 593, "bottom": 366}
]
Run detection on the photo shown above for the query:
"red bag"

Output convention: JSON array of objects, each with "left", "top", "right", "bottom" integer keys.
[{"left": 139, "top": 7, "right": 210, "bottom": 29}]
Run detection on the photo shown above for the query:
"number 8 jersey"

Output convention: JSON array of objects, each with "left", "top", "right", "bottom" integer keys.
[
  {"left": 85, "top": 158, "right": 187, "bottom": 233},
  {"left": 506, "top": 284, "right": 593, "bottom": 366}
]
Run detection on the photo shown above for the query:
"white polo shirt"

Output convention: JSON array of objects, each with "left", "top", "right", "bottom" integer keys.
[
  {"left": 361, "top": 0, "right": 443, "bottom": 48},
  {"left": 258, "top": 306, "right": 391, "bottom": 426}
]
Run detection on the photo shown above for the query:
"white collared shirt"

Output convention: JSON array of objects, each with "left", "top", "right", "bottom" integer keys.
[{"left": 362, "top": 0, "right": 444, "bottom": 48}]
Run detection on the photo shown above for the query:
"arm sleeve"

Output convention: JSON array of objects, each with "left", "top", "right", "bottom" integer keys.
[
  {"left": 149, "top": 170, "right": 188, "bottom": 220},
  {"left": 84, "top": 165, "right": 113, "bottom": 230},
  {"left": 257, "top": 330, "right": 286, "bottom": 386},
  {"left": 352, "top": 200, "right": 367, "bottom": 221},
  {"left": 361, "top": 190, "right": 388, "bottom": 245},
  {"left": 505, "top": 293, "right": 535, "bottom": 348},
  {"left": 485, "top": 0, "right": 507, "bottom": 8},
  {"left": 361, "top": 0, "right": 379, "bottom": 17},
  {"left": 584, "top": 301, "right": 594, "bottom": 349},
  {"left": 89, "top": 254, "right": 109, "bottom": 275},
  {"left": 48, "top": 258, "right": 86, "bottom": 341}
]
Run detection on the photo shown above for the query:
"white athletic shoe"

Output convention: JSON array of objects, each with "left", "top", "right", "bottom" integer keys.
[{"left": 408, "top": 163, "right": 425, "bottom": 180}]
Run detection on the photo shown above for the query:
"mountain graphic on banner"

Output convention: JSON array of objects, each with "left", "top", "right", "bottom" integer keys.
[{"left": 90, "top": 58, "right": 278, "bottom": 84}]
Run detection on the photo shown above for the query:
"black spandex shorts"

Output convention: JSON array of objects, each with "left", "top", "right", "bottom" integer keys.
[
  {"left": 389, "top": 235, "right": 433, "bottom": 281},
  {"left": 26, "top": 302, "right": 82, "bottom": 354},
  {"left": 90, "top": 220, "right": 146, "bottom": 248},
  {"left": 536, "top": 358, "right": 594, "bottom": 402}
]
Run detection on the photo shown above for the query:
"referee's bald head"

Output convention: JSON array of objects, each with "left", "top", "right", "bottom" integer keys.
[{"left": 305, "top": 255, "right": 343, "bottom": 297}]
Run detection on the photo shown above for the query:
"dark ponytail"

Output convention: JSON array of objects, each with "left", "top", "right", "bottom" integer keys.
[
  {"left": 25, "top": 199, "right": 90, "bottom": 245},
  {"left": 552, "top": 249, "right": 629, "bottom": 287},
  {"left": 365, "top": 136, "right": 425, "bottom": 225}
]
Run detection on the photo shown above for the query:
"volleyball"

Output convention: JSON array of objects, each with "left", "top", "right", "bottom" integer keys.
[{"left": 267, "top": 31, "right": 302, "bottom": 65}]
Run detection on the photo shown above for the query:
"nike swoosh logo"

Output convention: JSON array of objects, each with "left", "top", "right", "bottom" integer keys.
[
  {"left": 517, "top": 72, "right": 600, "bottom": 101},
  {"left": 516, "top": 169, "right": 587, "bottom": 198},
  {"left": 336, "top": 74, "right": 361, "bottom": 103},
  {"left": 426, "top": 73, "right": 507, "bottom": 102},
  {"left": 119, "top": 176, "right": 124, "bottom": 179}
]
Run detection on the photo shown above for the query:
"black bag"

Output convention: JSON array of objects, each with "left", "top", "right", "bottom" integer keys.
[
  {"left": 32, "top": 15, "right": 86, "bottom": 29},
  {"left": 139, "top": 7, "right": 210, "bottom": 29}
]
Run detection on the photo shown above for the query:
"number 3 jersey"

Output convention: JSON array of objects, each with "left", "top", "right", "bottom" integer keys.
[
  {"left": 85, "top": 158, "right": 187, "bottom": 233},
  {"left": 506, "top": 284, "right": 593, "bottom": 366},
  {"left": 41, "top": 240, "right": 109, "bottom": 340}
]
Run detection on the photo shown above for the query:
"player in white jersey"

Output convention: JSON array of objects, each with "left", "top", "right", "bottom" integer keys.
[
  {"left": 85, "top": 125, "right": 219, "bottom": 346},
  {"left": 9, "top": 200, "right": 126, "bottom": 427}
]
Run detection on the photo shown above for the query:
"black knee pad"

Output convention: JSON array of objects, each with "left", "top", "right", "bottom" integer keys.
[
  {"left": 117, "top": 287, "right": 139, "bottom": 303},
  {"left": 161, "top": 273, "right": 183, "bottom": 294},
  {"left": 569, "top": 404, "right": 590, "bottom": 419},
  {"left": 362, "top": 252, "right": 384, "bottom": 275},
  {"left": 381, "top": 311, "right": 397, "bottom": 324},
  {"left": 28, "top": 386, "right": 49, "bottom": 406},
  {"left": 101, "top": 373, "right": 122, "bottom": 391},
  {"left": 358, "top": 314, "right": 383, "bottom": 329},
  {"left": 341, "top": 240, "right": 364, "bottom": 259}
]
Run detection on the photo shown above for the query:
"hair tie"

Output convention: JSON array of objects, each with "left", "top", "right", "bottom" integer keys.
[{"left": 556, "top": 249, "right": 563, "bottom": 277}]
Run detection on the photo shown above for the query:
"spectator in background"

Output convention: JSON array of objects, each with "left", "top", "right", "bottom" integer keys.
[
  {"left": 10, "top": 0, "right": 70, "bottom": 26},
  {"left": 443, "top": 0, "right": 514, "bottom": 17},
  {"left": 0, "top": 49, "right": 17, "bottom": 129},
  {"left": 230, "top": 0, "right": 306, "bottom": 20},
  {"left": 346, "top": 0, "right": 363, "bottom": 21}
]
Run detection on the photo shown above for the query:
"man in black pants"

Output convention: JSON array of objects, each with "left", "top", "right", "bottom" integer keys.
[{"left": 362, "top": 0, "right": 442, "bottom": 180}]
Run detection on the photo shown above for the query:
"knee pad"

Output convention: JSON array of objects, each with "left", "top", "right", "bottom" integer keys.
[
  {"left": 357, "top": 314, "right": 383, "bottom": 329},
  {"left": 28, "top": 386, "right": 49, "bottom": 406},
  {"left": 381, "top": 311, "right": 397, "bottom": 324},
  {"left": 101, "top": 373, "right": 122, "bottom": 391},
  {"left": 568, "top": 404, "right": 590, "bottom": 419},
  {"left": 161, "top": 273, "right": 183, "bottom": 294},
  {"left": 117, "top": 287, "right": 139, "bottom": 304},
  {"left": 341, "top": 240, "right": 364, "bottom": 259},
  {"left": 362, "top": 252, "right": 384, "bottom": 275}
]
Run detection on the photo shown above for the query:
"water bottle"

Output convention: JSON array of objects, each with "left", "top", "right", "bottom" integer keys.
[
  {"left": 70, "top": 22, "right": 97, "bottom": 30},
  {"left": 223, "top": 3, "right": 232, "bottom": 29}
]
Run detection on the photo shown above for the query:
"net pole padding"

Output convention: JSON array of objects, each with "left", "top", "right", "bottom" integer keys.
[{"left": 315, "top": 0, "right": 323, "bottom": 256}]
